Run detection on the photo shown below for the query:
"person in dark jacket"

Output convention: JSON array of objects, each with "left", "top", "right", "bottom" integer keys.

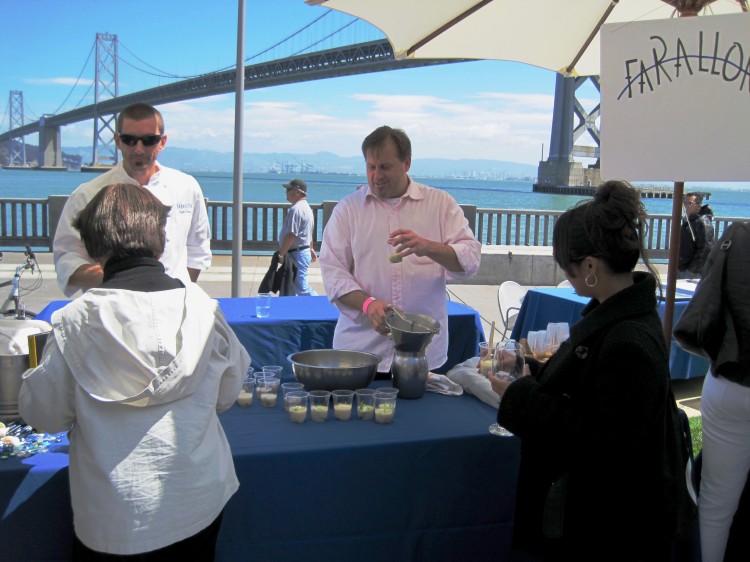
[
  {"left": 678, "top": 192, "right": 714, "bottom": 279},
  {"left": 698, "top": 222, "right": 750, "bottom": 562},
  {"left": 491, "top": 180, "right": 688, "bottom": 561}
]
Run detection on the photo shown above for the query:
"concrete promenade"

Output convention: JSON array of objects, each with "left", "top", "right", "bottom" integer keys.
[{"left": 1, "top": 251, "right": 702, "bottom": 414}]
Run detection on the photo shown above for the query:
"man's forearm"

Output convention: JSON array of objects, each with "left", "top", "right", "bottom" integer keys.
[
  {"left": 424, "top": 241, "right": 463, "bottom": 272},
  {"left": 279, "top": 233, "right": 296, "bottom": 258},
  {"left": 338, "top": 290, "right": 370, "bottom": 312}
]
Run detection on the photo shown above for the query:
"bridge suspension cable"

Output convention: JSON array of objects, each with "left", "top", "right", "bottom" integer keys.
[
  {"left": 248, "top": 11, "right": 332, "bottom": 62},
  {"left": 23, "top": 100, "right": 40, "bottom": 122},
  {"left": 291, "top": 17, "right": 359, "bottom": 56},
  {"left": 118, "top": 41, "right": 207, "bottom": 80},
  {"left": 49, "top": 41, "right": 95, "bottom": 115}
]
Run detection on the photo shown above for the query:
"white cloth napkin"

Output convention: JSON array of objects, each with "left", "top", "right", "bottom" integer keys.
[
  {"left": 0, "top": 318, "right": 52, "bottom": 355},
  {"left": 445, "top": 357, "right": 501, "bottom": 408},
  {"left": 426, "top": 373, "right": 463, "bottom": 396}
]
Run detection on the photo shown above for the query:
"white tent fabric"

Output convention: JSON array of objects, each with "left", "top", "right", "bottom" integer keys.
[{"left": 307, "top": 0, "right": 746, "bottom": 77}]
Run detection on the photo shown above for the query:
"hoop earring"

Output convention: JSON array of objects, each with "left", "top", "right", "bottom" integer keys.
[{"left": 585, "top": 273, "right": 598, "bottom": 288}]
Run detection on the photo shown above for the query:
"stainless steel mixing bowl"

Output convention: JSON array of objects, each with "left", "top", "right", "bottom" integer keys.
[{"left": 287, "top": 349, "right": 381, "bottom": 391}]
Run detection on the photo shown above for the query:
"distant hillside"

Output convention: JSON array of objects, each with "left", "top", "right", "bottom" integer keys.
[{"left": 32, "top": 145, "right": 539, "bottom": 180}]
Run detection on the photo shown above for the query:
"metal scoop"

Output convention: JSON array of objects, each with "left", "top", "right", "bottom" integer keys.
[{"left": 386, "top": 307, "right": 435, "bottom": 334}]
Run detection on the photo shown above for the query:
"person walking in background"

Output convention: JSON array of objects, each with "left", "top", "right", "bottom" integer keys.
[
  {"left": 278, "top": 178, "right": 317, "bottom": 296},
  {"left": 53, "top": 102, "right": 211, "bottom": 296},
  {"left": 319, "top": 125, "right": 481, "bottom": 375},
  {"left": 490, "top": 180, "right": 693, "bottom": 560},
  {"left": 20, "top": 183, "right": 250, "bottom": 560},
  {"left": 697, "top": 222, "right": 750, "bottom": 562},
  {"left": 678, "top": 191, "right": 714, "bottom": 279}
]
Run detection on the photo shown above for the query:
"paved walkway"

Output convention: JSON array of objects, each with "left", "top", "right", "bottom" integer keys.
[{"left": 2, "top": 251, "right": 702, "bottom": 415}]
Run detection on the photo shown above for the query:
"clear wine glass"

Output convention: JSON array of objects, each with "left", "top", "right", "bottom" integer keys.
[{"left": 489, "top": 339, "right": 524, "bottom": 437}]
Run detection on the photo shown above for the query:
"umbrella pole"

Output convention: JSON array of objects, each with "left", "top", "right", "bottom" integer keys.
[
  {"left": 662, "top": 181, "right": 684, "bottom": 346},
  {"left": 231, "top": 0, "right": 246, "bottom": 297}
]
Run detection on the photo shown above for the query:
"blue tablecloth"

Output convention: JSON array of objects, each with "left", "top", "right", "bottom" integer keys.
[
  {"left": 510, "top": 288, "right": 710, "bottom": 380},
  {"left": 0, "top": 385, "right": 520, "bottom": 561},
  {"left": 36, "top": 296, "right": 484, "bottom": 377}
]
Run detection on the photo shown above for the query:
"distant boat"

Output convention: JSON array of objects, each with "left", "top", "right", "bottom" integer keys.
[{"left": 80, "top": 165, "right": 114, "bottom": 173}]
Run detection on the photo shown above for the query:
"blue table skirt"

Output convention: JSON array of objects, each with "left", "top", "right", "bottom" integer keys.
[
  {"left": 510, "top": 288, "right": 710, "bottom": 380},
  {"left": 37, "top": 296, "right": 485, "bottom": 377},
  {"left": 0, "top": 385, "right": 520, "bottom": 561}
]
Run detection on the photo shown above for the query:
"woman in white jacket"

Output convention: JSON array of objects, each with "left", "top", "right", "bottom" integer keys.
[{"left": 20, "top": 183, "right": 251, "bottom": 560}]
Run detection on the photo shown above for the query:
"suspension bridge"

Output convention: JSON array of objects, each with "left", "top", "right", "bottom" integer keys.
[{"left": 0, "top": 11, "right": 602, "bottom": 191}]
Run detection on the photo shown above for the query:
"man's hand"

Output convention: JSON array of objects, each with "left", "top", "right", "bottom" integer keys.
[
  {"left": 488, "top": 371, "right": 514, "bottom": 397},
  {"left": 388, "top": 229, "right": 431, "bottom": 259},
  {"left": 364, "top": 299, "right": 391, "bottom": 336},
  {"left": 388, "top": 228, "right": 463, "bottom": 272},
  {"left": 338, "top": 291, "right": 392, "bottom": 336}
]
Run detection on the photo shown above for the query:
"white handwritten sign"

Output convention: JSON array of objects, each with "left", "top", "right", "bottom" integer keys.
[{"left": 600, "top": 12, "right": 750, "bottom": 181}]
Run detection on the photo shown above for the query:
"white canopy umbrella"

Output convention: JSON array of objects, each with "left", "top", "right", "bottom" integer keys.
[
  {"left": 306, "top": 0, "right": 749, "bottom": 343},
  {"left": 306, "top": 0, "right": 747, "bottom": 77}
]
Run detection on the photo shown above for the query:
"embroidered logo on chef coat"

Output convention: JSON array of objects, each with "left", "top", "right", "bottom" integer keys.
[{"left": 174, "top": 202, "right": 193, "bottom": 216}]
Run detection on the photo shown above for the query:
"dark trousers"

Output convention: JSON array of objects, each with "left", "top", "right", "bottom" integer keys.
[{"left": 73, "top": 511, "right": 224, "bottom": 561}]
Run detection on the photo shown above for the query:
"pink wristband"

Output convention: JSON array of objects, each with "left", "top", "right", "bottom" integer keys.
[{"left": 362, "top": 297, "right": 376, "bottom": 314}]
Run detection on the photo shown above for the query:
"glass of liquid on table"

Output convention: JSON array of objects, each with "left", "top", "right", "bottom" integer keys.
[{"left": 489, "top": 340, "right": 524, "bottom": 437}]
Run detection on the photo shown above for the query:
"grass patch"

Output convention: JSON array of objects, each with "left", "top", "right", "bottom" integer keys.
[{"left": 689, "top": 416, "right": 703, "bottom": 456}]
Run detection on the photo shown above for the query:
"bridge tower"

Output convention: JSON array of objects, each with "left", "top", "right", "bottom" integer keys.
[
  {"left": 535, "top": 75, "right": 601, "bottom": 191},
  {"left": 90, "top": 32, "right": 119, "bottom": 167},
  {"left": 8, "top": 90, "right": 27, "bottom": 167}
]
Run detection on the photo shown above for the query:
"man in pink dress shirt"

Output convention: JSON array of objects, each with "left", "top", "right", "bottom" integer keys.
[{"left": 319, "top": 126, "right": 481, "bottom": 374}]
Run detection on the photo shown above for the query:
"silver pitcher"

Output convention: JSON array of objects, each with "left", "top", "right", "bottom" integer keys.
[{"left": 385, "top": 310, "right": 440, "bottom": 399}]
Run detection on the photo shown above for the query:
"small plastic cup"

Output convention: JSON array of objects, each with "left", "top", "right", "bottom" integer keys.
[
  {"left": 256, "top": 293, "right": 271, "bottom": 318},
  {"left": 262, "top": 365, "right": 283, "bottom": 379},
  {"left": 285, "top": 391, "right": 309, "bottom": 423},
  {"left": 332, "top": 389, "right": 354, "bottom": 421},
  {"left": 374, "top": 387, "right": 399, "bottom": 398},
  {"left": 308, "top": 390, "right": 331, "bottom": 422},
  {"left": 374, "top": 392, "right": 398, "bottom": 424},
  {"left": 256, "top": 376, "right": 280, "bottom": 408},
  {"left": 237, "top": 377, "right": 254, "bottom": 407},
  {"left": 478, "top": 342, "right": 495, "bottom": 377},
  {"left": 355, "top": 388, "right": 377, "bottom": 420},
  {"left": 281, "top": 382, "right": 305, "bottom": 412}
]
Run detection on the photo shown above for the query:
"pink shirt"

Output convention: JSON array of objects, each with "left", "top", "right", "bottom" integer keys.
[{"left": 319, "top": 179, "right": 481, "bottom": 372}]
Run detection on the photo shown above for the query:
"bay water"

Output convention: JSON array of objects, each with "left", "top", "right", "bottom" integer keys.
[{"left": 3, "top": 168, "right": 750, "bottom": 219}]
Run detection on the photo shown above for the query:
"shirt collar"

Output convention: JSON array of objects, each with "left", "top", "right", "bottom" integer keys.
[{"left": 364, "top": 175, "right": 424, "bottom": 202}]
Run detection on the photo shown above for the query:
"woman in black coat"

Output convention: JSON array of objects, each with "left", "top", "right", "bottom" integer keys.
[{"left": 491, "top": 180, "right": 688, "bottom": 561}]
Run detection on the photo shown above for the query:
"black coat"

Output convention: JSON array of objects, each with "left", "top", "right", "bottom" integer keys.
[
  {"left": 679, "top": 208, "right": 714, "bottom": 274},
  {"left": 259, "top": 251, "right": 297, "bottom": 296},
  {"left": 499, "top": 273, "right": 676, "bottom": 561}
]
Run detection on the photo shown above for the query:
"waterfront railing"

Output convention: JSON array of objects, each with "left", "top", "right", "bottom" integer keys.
[{"left": 0, "top": 195, "right": 739, "bottom": 260}]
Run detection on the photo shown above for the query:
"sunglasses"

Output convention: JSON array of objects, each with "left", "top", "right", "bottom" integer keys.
[{"left": 118, "top": 134, "right": 163, "bottom": 147}]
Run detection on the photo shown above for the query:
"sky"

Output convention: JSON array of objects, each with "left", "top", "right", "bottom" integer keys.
[{"left": 0, "top": 0, "right": 601, "bottom": 166}]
